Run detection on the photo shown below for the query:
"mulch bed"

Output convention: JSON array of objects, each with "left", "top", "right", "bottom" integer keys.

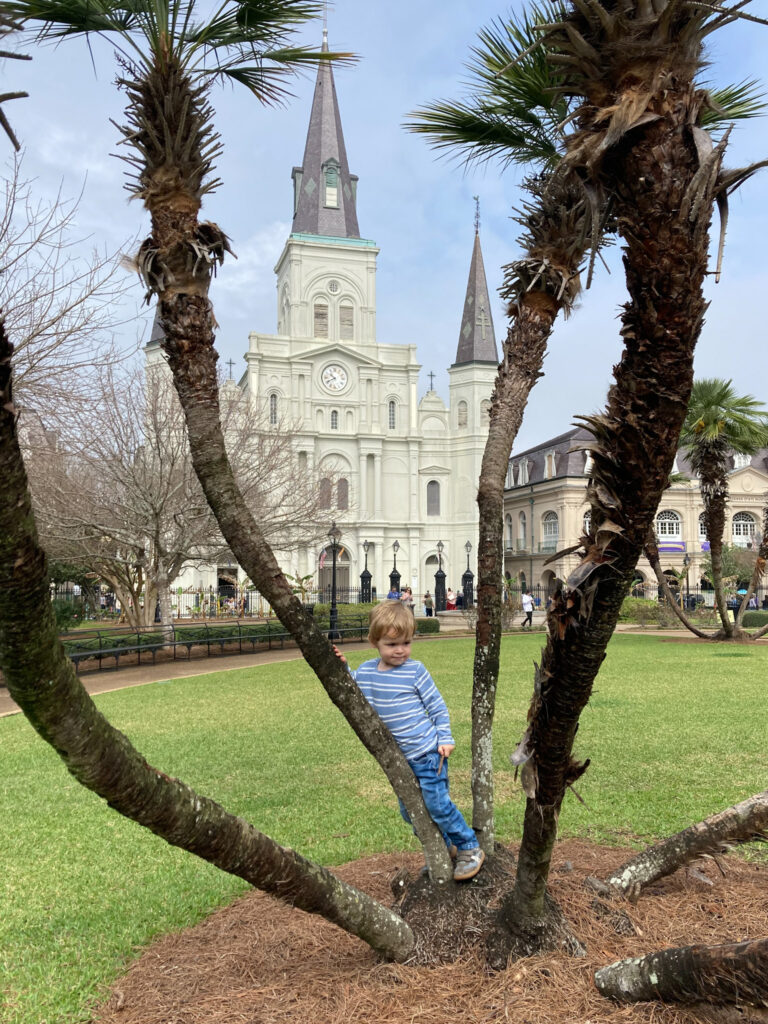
[{"left": 91, "top": 839, "right": 768, "bottom": 1024}]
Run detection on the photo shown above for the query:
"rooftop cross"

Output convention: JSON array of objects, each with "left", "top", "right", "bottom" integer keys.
[
  {"left": 428, "top": 371, "right": 435, "bottom": 392},
  {"left": 226, "top": 359, "right": 235, "bottom": 380}
]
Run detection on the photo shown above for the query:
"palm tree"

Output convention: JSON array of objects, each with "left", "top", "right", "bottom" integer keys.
[
  {"left": 407, "top": 2, "right": 763, "bottom": 858},
  {"left": 480, "top": 0, "right": 768, "bottom": 963},
  {"left": 679, "top": 378, "right": 768, "bottom": 637},
  {"left": 407, "top": 2, "right": 605, "bottom": 856},
  {"left": 0, "top": 0, "right": 445, "bottom": 958}
]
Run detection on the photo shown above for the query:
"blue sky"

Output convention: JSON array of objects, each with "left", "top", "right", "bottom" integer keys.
[{"left": 7, "top": 0, "right": 768, "bottom": 450}]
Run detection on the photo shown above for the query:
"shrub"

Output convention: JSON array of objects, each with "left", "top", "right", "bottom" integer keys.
[
  {"left": 743, "top": 611, "right": 768, "bottom": 628},
  {"left": 415, "top": 617, "right": 440, "bottom": 634},
  {"left": 52, "top": 599, "right": 81, "bottom": 632},
  {"left": 619, "top": 596, "right": 664, "bottom": 627}
]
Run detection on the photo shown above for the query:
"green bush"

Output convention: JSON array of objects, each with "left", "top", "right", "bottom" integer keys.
[
  {"left": 743, "top": 611, "right": 768, "bottom": 628},
  {"left": 415, "top": 617, "right": 440, "bottom": 634},
  {"left": 52, "top": 599, "right": 82, "bottom": 632},
  {"left": 618, "top": 596, "right": 661, "bottom": 626}
]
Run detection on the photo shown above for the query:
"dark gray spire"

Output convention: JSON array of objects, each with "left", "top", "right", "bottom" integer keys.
[
  {"left": 454, "top": 229, "right": 498, "bottom": 365},
  {"left": 291, "top": 31, "right": 360, "bottom": 239}
]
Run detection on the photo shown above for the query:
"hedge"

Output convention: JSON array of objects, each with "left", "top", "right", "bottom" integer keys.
[{"left": 743, "top": 611, "right": 768, "bottom": 628}]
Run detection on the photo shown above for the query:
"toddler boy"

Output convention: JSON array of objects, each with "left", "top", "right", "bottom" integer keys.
[{"left": 341, "top": 600, "right": 484, "bottom": 881}]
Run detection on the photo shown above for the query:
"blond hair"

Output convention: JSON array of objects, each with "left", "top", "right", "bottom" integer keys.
[{"left": 368, "top": 600, "right": 415, "bottom": 644}]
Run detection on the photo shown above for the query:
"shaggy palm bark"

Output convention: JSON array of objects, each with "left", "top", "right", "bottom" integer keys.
[
  {"left": 472, "top": 301, "right": 554, "bottom": 854},
  {"left": 0, "top": 324, "right": 415, "bottom": 961},
  {"left": 602, "top": 789, "right": 768, "bottom": 899},
  {"left": 696, "top": 441, "right": 735, "bottom": 637},
  {"left": 489, "top": 51, "right": 723, "bottom": 963},
  {"left": 126, "top": 52, "right": 452, "bottom": 883},
  {"left": 595, "top": 936, "right": 768, "bottom": 1008},
  {"left": 471, "top": 174, "right": 589, "bottom": 853}
]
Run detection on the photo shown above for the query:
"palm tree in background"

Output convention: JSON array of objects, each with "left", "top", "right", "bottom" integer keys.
[{"left": 679, "top": 378, "right": 768, "bottom": 637}]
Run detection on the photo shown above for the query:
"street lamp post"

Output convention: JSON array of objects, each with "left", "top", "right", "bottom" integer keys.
[
  {"left": 328, "top": 521, "right": 342, "bottom": 641},
  {"left": 389, "top": 540, "right": 401, "bottom": 594},
  {"left": 434, "top": 539, "right": 446, "bottom": 612},
  {"left": 462, "top": 540, "right": 474, "bottom": 608},
  {"left": 360, "top": 539, "right": 372, "bottom": 603}
]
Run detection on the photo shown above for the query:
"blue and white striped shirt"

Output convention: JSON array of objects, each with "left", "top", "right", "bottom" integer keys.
[{"left": 353, "top": 658, "right": 455, "bottom": 761}]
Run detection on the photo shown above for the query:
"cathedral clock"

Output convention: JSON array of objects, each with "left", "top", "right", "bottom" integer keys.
[{"left": 321, "top": 364, "right": 348, "bottom": 392}]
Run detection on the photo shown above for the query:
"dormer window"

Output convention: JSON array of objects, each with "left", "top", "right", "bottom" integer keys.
[
  {"left": 323, "top": 160, "right": 340, "bottom": 208},
  {"left": 545, "top": 452, "right": 556, "bottom": 479},
  {"left": 733, "top": 453, "right": 752, "bottom": 470}
]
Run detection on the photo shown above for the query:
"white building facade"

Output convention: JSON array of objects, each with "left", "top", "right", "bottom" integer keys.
[{"left": 238, "top": 33, "right": 499, "bottom": 602}]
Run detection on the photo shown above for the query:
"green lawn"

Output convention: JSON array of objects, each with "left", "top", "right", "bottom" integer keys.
[{"left": 2, "top": 635, "right": 767, "bottom": 1024}]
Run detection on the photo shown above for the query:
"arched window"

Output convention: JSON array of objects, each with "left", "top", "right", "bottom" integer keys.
[
  {"left": 545, "top": 452, "right": 556, "bottom": 479},
  {"left": 269, "top": 393, "right": 278, "bottom": 426},
  {"left": 505, "top": 514, "right": 513, "bottom": 550},
  {"left": 732, "top": 511, "right": 756, "bottom": 546},
  {"left": 506, "top": 461, "right": 514, "bottom": 488},
  {"left": 656, "top": 509, "right": 681, "bottom": 539},
  {"left": 318, "top": 478, "right": 332, "bottom": 509},
  {"left": 583, "top": 510, "right": 592, "bottom": 535},
  {"left": 337, "top": 478, "right": 349, "bottom": 510},
  {"left": 313, "top": 302, "right": 329, "bottom": 338},
  {"left": 518, "top": 511, "right": 527, "bottom": 549},
  {"left": 698, "top": 512, "right": 708, "bottom": 540},
  {"left": 518, "top": 460, "right": 529, "bottom": 486},
  {"left": 339, "top": 304, "right": 354, "bottom": 340},
  {"left": 481, "top": 400, "right": 491, "bottom": 424},
  {"left": 388, "top": 400, "right": 396, "bottom": 430},
  {"left": 330, "top": 409, "right": 339, "bottom": 430},
  {"left": 542, "top": 510, "right": 559, "bottom": 549},
  {"left": 457, "top": 401, "right": 468, "bottom": 428},
  {"left": 427, "top": 480, "right": 440, "bottom": 516}
]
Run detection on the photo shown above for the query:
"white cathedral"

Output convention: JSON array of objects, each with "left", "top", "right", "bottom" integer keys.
[{"left": 157, "top": 33, "right": 500, "bottom": 603}]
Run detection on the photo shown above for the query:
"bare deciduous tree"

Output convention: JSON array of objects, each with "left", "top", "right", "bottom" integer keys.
[{"left": 25, "top": 358, "right": 329, "bottom": 628}]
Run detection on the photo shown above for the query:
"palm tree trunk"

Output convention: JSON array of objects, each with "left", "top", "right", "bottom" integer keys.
[
  {"left": 644, "top": 533, "right": 712, "bottom": 639},
  {"left": 603, "top": 789, "right": 768, "bottom": 898},
  {"left": 0, "top": 323, "right": 415, "bottom": 961},
  {"left": 472, "top": 297, "right": 557, "bottom": 854},
  {"left": 595, "top": 936, "right": 768, "bottom": 1008},
  {"left": 703, "top": 484, "right": 734, "bottom": 636},
  {"left": 155, "top": 291, "right": 452, "bottom": 881},
  {"left": 492, "top": 81, "right": 723, "bottom": 960}
]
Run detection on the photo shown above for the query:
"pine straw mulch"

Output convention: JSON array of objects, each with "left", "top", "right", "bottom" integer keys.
[{"left": 92, "top": 839, "right": 768, "bottom": 1024}]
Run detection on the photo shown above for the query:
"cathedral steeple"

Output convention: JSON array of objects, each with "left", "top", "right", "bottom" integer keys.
[
  {"left": 291, "top": 32, "right": 360, "bottom": 239},
  {"left": 454, "top": 203, "right": 498, "bottom": 365}
]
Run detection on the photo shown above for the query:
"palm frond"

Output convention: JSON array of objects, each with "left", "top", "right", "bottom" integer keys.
[
  {"left": 406, "top": 1, "right": 571, "bottom": 171},
  {"left": 700, "top": 79, "right": 767, "bottom": 133},
  {"left": 680, "top": 378, "right": 768, "bottom": 455}
]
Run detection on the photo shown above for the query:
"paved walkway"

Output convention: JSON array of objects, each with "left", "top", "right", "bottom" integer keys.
[{"left": 0, "top": 617, "right": 721, "bottom": 719}]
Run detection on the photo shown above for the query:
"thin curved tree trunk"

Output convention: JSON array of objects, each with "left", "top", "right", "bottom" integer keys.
[
  {"left": 128, "top": 50, "right": 453, "bottom": 882},
  {"left": 472, "top": 298, "right": 557, "bottom": 854},
  {"left": 595, "top": 936, "right": 768, "bottom": 1008},
  {"left": 0, "top": 323, "right": 414, "bottom": 962},
  {"left": 490, "top": 76, "right": 724, "bottom": 963},
  {"left": 603, "top": 789, "right": 768, "bottom": 898},
  {"left": 644, "top": 533, "right": 712, "bottom": 639}
]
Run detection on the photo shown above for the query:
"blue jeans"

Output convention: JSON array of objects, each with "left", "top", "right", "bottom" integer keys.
[{"left": 398, "top": 750, "right": 478, "bottom": 851}]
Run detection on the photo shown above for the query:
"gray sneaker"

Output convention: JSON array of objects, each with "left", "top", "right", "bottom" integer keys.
[{"left": 453, "top": 846, "right": 485, "bottom": 881}]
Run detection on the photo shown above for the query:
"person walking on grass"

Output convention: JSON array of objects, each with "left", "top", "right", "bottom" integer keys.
[
  {"left": 334, "top": 601, "right": 484, "bottom": 881},
  {"left": 521, "top": 590, "right": 534, "bottom": 629}
]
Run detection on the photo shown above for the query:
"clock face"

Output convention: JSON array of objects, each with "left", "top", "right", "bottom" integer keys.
[{"left": 322, "top": 364, "right": 348, "bottom": 392}]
